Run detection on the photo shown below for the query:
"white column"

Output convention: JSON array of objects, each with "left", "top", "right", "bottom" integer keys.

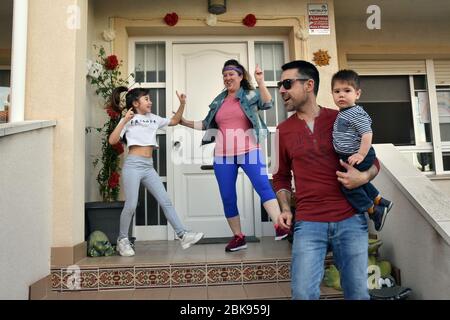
[{"left": 10, "top": 0, "right": 28, "bottom": 122}]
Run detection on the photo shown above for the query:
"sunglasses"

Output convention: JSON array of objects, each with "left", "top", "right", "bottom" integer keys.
[{"left": 277, "top": 78, "right": 311, "bottom": 90}]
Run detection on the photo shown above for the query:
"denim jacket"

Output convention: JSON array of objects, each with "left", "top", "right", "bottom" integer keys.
[{"left": 200, "top": 87, "right": 273, "bottom": 146}]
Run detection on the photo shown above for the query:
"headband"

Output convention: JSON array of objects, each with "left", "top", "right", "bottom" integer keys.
[{"left": 222, "top": 66, "right": 243, "bottom": 75}]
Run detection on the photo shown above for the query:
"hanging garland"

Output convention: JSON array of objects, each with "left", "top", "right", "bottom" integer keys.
[
  {"left": 242, "top": 14, "right": 257, "bottom": 27},
  {"left": 107, "top": 14, "right": 307, "bottom": 40},
  {"left": 164, "top": 12, "right": 179, "bottom": 26}
]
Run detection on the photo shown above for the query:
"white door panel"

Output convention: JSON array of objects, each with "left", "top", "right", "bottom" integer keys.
[{"left": 172, "top": 43, "right": 254, "bottom": 238}]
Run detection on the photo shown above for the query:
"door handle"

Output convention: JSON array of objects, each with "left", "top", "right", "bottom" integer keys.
[{"left": 201, "top": 165, "right": 214, "bottom": 170}]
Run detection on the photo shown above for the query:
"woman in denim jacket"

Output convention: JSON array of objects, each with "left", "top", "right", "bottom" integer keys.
[{"left": 181, "top": 59, "right": 290, "bottom": 252}]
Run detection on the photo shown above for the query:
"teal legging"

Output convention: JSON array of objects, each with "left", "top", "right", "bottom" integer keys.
[{"left": 213, "top": 149, "right": 276, "bottom": 218}]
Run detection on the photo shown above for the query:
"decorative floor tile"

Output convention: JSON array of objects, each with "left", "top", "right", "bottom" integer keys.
[
  {"left": 207, "top": 263, "right": 242, "bottom": 286},
  {"left": 61, "top": 268, "right": 98, "bottom": 291},
  {"left": 242, "top": 263, "right": 277, "bottom": 283},
  {"left": 51, "top": 269, "right": 62, "bottom": 291},
  {"left": 277, "top": 261, "right": 291, "bottom": 282},
  {"left": 98, "top": 268, "right": 135, "bottom": 289},
  {"left": 79, "top": 269, "right": 99, "bottom": 290},
  {"left": 171, "top": 265, "right": 206, "bottom": 287},
  {"left": 135, "top": 266, "right": 171, "bottom": 288}
]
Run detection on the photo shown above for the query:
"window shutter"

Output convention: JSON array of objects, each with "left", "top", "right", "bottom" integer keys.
[
  {"left": 434, "top": 60, "right": 450, "bottom": 85},
  {"left": 347, "top": 60, "right": 426, "bottom": 75}
]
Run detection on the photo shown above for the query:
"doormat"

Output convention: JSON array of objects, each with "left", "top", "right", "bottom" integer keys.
[{"left": 197, "top": 236, "right": 260, "bottom": 244}]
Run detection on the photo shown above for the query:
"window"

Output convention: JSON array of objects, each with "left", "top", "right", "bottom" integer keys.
[
  {"left": 255, "top": 42, "right": 287, "bottom": 171},
  {"left": 255, "top": 42, "right": 287, "bottom": 222},
  {"left": 359, "top": 76, "right": 415, "bottom": 146},
  {"left": 134, "top": 43, "right": 168, "bottom": 227},
  {"left": 358, "top": 74, "right": 435, "bottom": 173},
  {"left": 0, "top": 69, "right": 10, "bottom": 124}
]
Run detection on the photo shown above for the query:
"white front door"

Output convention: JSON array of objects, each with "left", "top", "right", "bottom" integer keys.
[{"left": 172, "top": 43, "right": 255, "bottom": 238}]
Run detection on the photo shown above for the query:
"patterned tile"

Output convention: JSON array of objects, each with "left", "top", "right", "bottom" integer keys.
[
  {"left": 98, "top": 268, "right": 135, "bottom": 289},
  {"left": 277, "top": 261, "right": 291, "bottom": 282},
  {"left": 242, "top": 263, "right": 277, "bottom": 283},
  {"left": 61, "top": 268, "right": 98, "bottom": 291},
  {"left": 171, "top": 265, "right": 206, "bottom": 287},
  {"left": 207, "top": 263, "right": 242, "bottom": 286},
  {"left": 135, "top": 266, "right": 171, "bottom": 288},
  {"left": 79, "top": 269, "right": 99, "bottom": 290},
  {"left": 51, "top": 269, "right": 62, "bottom": 292}
]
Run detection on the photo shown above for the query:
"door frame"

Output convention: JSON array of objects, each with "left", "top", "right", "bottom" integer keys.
[{"left": 128, "top": 36, "right": 290, "bottom": 240}]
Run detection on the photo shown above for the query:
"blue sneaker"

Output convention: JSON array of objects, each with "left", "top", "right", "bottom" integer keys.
[
  {"left": 379, "top": 198, "right": 394, "bottom": 213},
  {"left": 370, "top": 205, "right": 388, "bottom": 231}
]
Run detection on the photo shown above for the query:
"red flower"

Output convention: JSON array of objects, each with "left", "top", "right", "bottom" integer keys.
[
  {"left": 106, "top": 106, "right": 120, "bottom": 119},
  {"left": 164, "top": 12, "right": 179, "bottom": 26},
  {"left": 242, "top": 14, "right": 257, "bottom": 27},
  {"left": 108, "top": 171, "right": 120, "bottom": 189},
  {"left": 104, "top": 55, "right": 119, "bottom": 70},
  {"left": 112, "top": 142, "right": 124, "bottom": 155}
]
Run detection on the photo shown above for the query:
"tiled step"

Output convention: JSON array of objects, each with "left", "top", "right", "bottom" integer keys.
[
  {"left": 44, "top": 282, "right": 343, "bottom": 300},
  {"left": 49, "top": 238, "right": 342, "bottom": 299}
]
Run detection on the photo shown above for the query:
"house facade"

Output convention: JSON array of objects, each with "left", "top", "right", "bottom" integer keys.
[{"left": 1, "top": 0, "right": 449, "bottom": 299}]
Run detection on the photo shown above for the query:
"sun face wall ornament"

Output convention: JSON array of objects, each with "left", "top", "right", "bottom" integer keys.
[{"left": 313, "top": 49, "right": 331, "bottom": 67}]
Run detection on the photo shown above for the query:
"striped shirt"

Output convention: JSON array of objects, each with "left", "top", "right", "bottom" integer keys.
[{"left": 332, "top": 105, "right": 372, "bottom": 155}]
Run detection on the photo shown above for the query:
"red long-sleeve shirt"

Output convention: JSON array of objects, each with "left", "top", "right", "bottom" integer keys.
[{"left": 273, "top": 107, "right": 356, "bottom": 222}]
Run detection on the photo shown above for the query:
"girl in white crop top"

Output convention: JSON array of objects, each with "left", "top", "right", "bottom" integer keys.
[
  {"left": 109, "top": 87, "right": 185, "bottom": 156},
  {"left": 108, "top": 87, "right": 204, "bottom": 256}
]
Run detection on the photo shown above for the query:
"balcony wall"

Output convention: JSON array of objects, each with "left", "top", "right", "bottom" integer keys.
[
  {"left": 373, "top": 144, "right": 450, "bottom": 299},
  {"left": 0, "top": 121, "right": 55, "bottom": 299}
]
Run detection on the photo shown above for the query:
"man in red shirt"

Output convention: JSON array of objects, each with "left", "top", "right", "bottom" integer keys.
[{"left": 273, "top": 60, "right": 379, "bottom": 300}]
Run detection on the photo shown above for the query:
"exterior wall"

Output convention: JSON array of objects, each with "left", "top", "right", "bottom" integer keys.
[
  {"left": 0, "top": 124, "right": 54, "bottom": 299},
  {"left": 86, "top": 0, "right": 340, "bottom": 201},
  {"left": 25, "top": 0, "right": 88, "bottom": 248},
  {"left": 335, "top": 2, "right": 450, "bottom": 66},
  {"left": 373, "top": 144, "right": 450, "bottom": 299}
]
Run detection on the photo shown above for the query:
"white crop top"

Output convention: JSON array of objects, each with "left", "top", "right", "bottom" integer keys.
[{"left": 119, "top": 113, "right": 170, "bottom": 148}]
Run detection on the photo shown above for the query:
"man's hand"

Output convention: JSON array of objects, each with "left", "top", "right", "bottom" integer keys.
[
  {"left": 336, "top": 159, "right": 370, "bottom": 189},
  {"left": 277, "top": 210, "right": 293, "bottom": 230}
]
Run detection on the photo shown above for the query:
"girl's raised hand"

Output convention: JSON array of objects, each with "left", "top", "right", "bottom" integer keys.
[
  {"left": 124, "top": 108, "right": 135, "bottom": 122},
  {"left": 176, "top": 90, "right": 187, "bottom": 105}
]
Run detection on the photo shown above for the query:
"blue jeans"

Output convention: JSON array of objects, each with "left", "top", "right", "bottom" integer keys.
[
  {"left": 291, "top": 214, "right": 369, "bottom": 300},
  {"left": 339, "top": 147, "right": 379, "bottom": 212}
]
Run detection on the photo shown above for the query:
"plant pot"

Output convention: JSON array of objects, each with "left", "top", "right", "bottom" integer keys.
[{"left": 85, "top": 201, "right": 132, "bottom": 245}]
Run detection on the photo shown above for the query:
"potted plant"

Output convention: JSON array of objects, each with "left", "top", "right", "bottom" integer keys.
[{"left": 85, "top": 46, "right": 134, "bottom": 245}]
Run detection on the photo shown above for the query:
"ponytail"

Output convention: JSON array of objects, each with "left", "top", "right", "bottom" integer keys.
[{"left": 111, "top": 86, "right": 128, "bottom": 113}]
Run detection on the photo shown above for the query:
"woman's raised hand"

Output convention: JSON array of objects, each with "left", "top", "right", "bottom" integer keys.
[
  {"left": 176, "top": 90, "right": 187, "bottom": 105},
  {"left": 254, "top": 64, "right": 264, "bottom": 84}
]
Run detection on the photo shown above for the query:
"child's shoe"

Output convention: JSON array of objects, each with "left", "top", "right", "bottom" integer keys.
[
  {"left": 370, "top": 205, "right": 388, "bottom": 231},
  {"left": 378, "top": 198, "right": 394, "bottom": 213},
  {"left": 117, "top": 237, "right": 135, "bottom": 257},
  {"left": 179, "top": 231, "right": 204, "bottom": 249}
]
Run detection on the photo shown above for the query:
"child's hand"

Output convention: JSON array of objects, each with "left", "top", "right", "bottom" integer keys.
[
  {"left": 176, "top": 90, "right": 187, "bottom": 105},
  {"left": 348, "top": 153, "right": 364, "bottom": 166},
  {"left": 254, "top": 64, "right": 264, "bottom": 84},
  {"left": 124, "top": 108, "right": 134, "bottom": 122}
]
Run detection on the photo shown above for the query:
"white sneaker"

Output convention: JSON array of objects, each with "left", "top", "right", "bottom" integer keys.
[
  {"left": 117, "top": 238, "right": 135, "bottom": 257},
  {"left": 179, "top": 231, "right": 204, "bottom": 249}
]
